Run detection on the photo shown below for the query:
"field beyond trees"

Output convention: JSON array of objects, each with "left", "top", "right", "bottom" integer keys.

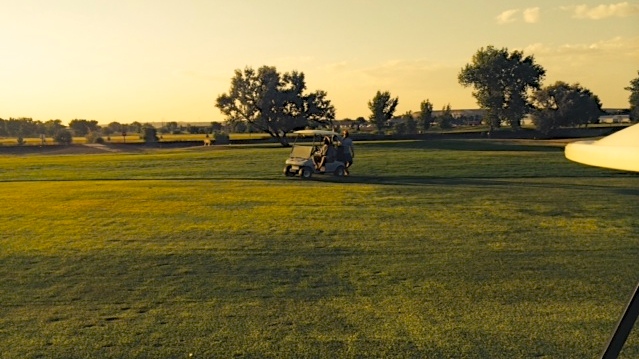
[{"left": 1, "top": 139, "right": 638, "bottom": 358}]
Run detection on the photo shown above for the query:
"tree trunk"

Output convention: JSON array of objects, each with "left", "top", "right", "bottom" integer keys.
[{"left": 268, "top": 132, "right": 290, "bottom": 147}]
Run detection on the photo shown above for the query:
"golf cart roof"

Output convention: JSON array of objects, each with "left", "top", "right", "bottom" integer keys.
[
  {"left": 565, "top": 123, "right": 639, "bottom": 172},
  {"left": 293, "top": 129, "right": 340, "bottom": 137}
]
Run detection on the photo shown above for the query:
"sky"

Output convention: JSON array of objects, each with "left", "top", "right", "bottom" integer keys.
[{"left": 0, "top": 0, "right": 637, "bottom": 125}]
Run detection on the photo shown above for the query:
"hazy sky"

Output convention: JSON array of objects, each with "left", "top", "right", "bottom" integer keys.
[{"left": 1, "top": 0, "right": 637, "bottom": 124}]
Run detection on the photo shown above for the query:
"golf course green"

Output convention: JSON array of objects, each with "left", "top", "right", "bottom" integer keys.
[{"left": 1, "top": 139, "right": 637, "bottom": 358}]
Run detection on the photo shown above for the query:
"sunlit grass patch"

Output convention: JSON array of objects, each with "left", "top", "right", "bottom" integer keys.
[{"left": 1, "top": 139, "right": 638, "bottom": 357}]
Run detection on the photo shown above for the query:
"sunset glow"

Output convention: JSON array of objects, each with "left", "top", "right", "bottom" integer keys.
[{"left": 0, "top": 0, "right": 637, "bottom": 124}]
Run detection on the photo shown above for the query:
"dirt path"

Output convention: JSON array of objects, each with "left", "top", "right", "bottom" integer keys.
[{"left": 82, "top": 144, "right": 121, "bottom": 152}]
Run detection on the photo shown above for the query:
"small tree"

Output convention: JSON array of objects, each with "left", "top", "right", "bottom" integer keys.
[
  {"left": 105, "top": 122, "right": 123, "bottom": 136},
  {"left": 625, "top": 70, "right": 639, "bottom": 122},
  {"left": 142, "top": 126, "right": 159, "bottom": 144},
  {"left": 394, "top": 122, "right": 407, "bottom": 135},
  {"left": 128, "top": 122, "right": 143, "bottom": 134},
  {"left": 68, "top": 119, "right": 100, "bottom": 137},
  {"left": 210, "top": 122, "right": 223, "bottom": 133},
  {"left": 399, "top": 111, "right": 417, "bottom": 134},
  {"left": 43, "top": 119, "right": 66, "bottom": 137},
  {"left": 355, "top": 116, "right": 367, "bottom": 131},
  {"left": 418, "top": 99, "right": 434, "bottom": 132},
  {"left": 406, "top": 117, "right": 417, "bottom": 134},
  {"left": 85, "top": 131, "right": 104, "bottom": 144},
  {"left": 368, "top": 90, "right": 398, "bottom": 134},
  {"left": 4, "top": 118, "right": 27, "bottom": 138},
  {"left": 438, "top": 104, "right": 454, "bottom": 130},
  {"left": 54, "top": 130, "right": 73, "bottom": 145},
  {"left": 213, "top": 131, "right": 230, "bottom": 144}
]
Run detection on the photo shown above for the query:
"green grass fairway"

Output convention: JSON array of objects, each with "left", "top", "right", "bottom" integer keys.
[{"left": 1, "top": 139, "right": 638, "bottom": 358}]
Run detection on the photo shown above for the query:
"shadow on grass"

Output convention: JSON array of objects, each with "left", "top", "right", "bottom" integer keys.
[
  {"left": 365, "top": 139, "right": 565, "bottom": 152},
  {"left": 3, "top": 171, "right": 635, "bottom": 189},
  {"left": 614, "top": 188, "right": 639, "bottom": 196},
  {"left": 315, "top": 174, "right": 639, "bottom": 194},
  {"left": 2, "top": 247, "right": 361, "bottom": 306}
]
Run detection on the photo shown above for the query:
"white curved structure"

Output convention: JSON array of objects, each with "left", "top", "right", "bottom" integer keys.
[{"left": 565, "top": 123, "right": 639, "bottom": 172}]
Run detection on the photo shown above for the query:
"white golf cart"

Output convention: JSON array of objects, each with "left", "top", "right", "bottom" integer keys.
[{"left": 283, "top": 129, "right": 347, "bottom": 179}]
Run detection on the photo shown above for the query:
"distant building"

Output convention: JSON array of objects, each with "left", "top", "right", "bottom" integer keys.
[
  {"left": 395, "top": 108, "right": 632, "bottom": 127},
  {"left": 599, "top": 115, "right": 631, "bottom": 124}
]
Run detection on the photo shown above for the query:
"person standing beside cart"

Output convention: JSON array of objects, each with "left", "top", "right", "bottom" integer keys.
[{"left": 340, "top": 130, "right": 354, "bottom": 175}]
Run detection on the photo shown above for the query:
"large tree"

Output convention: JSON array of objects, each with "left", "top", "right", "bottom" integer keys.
[
  {"left": 216, "top": 66, "right": 335, "bottom": 146},
  {"left": 368, "top": 90, "right": 398, "bottom": 134},
  {"left": 531, "top": 81, "right": 603, "bottom": 135},
  {"left": 458, "top": 46, "right": 545, "bottom": 131},
  {"left": 625, "top": 70, "right": 639, "bottom": 122}
]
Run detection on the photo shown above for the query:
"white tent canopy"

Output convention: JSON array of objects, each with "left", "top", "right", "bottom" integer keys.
[{"left": 565, "top": 123, "right": 639, "bottom": 172}]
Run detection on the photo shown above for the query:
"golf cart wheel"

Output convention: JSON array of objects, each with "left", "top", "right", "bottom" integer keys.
[
  {"left": 300, "top": 166, "right": 313, "bottom": 179},
  {"left": 334, "top": 166, "right": 345, "bottom": 177},
  {"left": 283, "top": 166, "right": 295, "bottom": 177}
]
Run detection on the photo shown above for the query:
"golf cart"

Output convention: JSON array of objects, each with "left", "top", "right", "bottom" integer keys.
[{"left": 283, "top": 129, "right": 347, "bottom": 179}]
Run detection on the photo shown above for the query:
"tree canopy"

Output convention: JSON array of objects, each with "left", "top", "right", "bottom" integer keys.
[
  {"left": 368, "top": 91, "right": 398, "bottom": 134},
  {"left": 531, "top": 81, "right": 603, "bottom": 135},
  {"left": 625, "top": 70, "right": 639, "bottom": 122},
  {"left": 458, "top": 46, "right": 545, "bottom": 131},
  {"left": 68, "top": 119, "right": 100, "bottom": 136},
  {"left": 215, "top": 66, "right": 335, "bottom": 146}
]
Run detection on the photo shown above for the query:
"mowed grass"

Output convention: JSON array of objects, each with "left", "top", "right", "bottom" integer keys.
[
  {"left": 1, "top": 139, "right": 638, "bottom": 358},
  {"left": 0, "top": 132, "right": 273, "bottom": 146}
]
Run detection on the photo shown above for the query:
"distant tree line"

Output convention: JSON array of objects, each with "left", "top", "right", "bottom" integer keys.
[
  {"left": 359, "top": 47, "right": 637, "bottom": 136},
  {"left": 156, "top": 121, "right": 223, "bottom": 135},
  {"left": 0, "top": 117, "right": 228, "bottom": 145},
  {"left": 4, "top": 54, "right": 637, "bottom": 146},
  {"left": 0, "top": 118, "right": 66, "bottom": 138}
]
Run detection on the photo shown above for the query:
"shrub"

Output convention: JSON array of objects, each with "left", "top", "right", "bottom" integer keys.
[
  {"left": 142, "top": 127, "right": 159, "bottom": 143},
  {"left": 54, "top": 130, "right": 73, "bottom": 145},
  {"left": 85, "top": 132, "right": 104, "bottom": 144},
  {"left": 214, "top": 132, "right": 230, "bottom": 144}
]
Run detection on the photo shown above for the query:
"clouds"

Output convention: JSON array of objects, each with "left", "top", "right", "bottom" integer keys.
[
  {"left": 523, "top": 8, "right": 541, "bottom": 23},
  {"left": 518, "top": 36, "right": 638, "bottom": 108},
  {"left": 496, "top": 7, "right": 540, "bottom": 24},
  {"left": 320, "top": 58, "right": 455, "bottom": 92},
  {"left": 497, "top": 2, "right": 639, "bottom": 24},
  {"left": 561, "top": 2, "right": 639, "bottom": 19},
  {"left": 496, "top": 9, "right": 519, "bottom": 24},
  {"left": 522, "top": 36, "right": 639, "bottom": 58}
]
